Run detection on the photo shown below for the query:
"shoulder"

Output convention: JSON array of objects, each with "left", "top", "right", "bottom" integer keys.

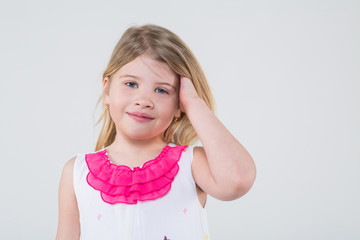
[
  {"left": 182, "top": 145, "right": 203, "bottom": 154},
  {"left": 62, "top": 155, "right": 77, "bottom": 175},
  {"left": 192, "top": 146, "right": 232, "bottom": 200},
  {"left": 193, "top": 145, "right": 204, "bottom": 154},
  {"left": 191, "top": 146, "right": 210, "bottom": 185},
  {"left": 59, "top": 156, "right": 78, "bottom": 191},
  {"left": 192, "top": 146, "right": 206, "bottom": 162},
  {"left": 59, "top": 155, "right": 81, "bottom": 191},
  {"left": 56, "top": 156, "right": 81, "bottom": 239}
]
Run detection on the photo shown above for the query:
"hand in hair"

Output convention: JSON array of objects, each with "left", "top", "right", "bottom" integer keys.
[
  {"left": 179, "top": 76, "right": 201, "bottom": 113},
  {"left": 180, "top": 75, "right": 257, "bottom": 201}
]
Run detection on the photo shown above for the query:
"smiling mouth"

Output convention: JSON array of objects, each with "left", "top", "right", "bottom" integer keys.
[{"left": 127, "top": 113, "right": 154, "bottom": 123}]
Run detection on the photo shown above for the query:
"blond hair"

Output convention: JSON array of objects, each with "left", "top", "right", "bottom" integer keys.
[{"left": 94, "top": 24, "right": 215, "bottom": 151}]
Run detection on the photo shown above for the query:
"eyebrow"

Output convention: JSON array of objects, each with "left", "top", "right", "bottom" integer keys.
[
  {"left": 119, "top": 74, "right": 141, "bottom": 80},
  {"left": 119, "top": 74, "right": 177, "bottom": 90}
]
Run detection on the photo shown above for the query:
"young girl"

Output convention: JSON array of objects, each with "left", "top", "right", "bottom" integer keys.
[{"left": 56, "top": 24, "right": 256, "bottom": 240}]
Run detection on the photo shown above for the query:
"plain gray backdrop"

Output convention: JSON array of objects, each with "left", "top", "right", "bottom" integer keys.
[{"left": 0, "top": 0, "right": 359, "bottom": 239}]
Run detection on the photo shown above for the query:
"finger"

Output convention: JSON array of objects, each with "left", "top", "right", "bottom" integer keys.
[{"left": 180, "top": 76, "right": 191, "bottom": 82}]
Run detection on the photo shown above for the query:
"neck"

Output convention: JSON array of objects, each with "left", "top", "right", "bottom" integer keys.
[{"left": 108, "top": 134, "right": 168, "bottom": 155}]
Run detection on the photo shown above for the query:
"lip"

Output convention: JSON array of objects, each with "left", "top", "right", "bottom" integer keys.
[{"left": 127, "top": 112, "right": 154, "bottom": 123}]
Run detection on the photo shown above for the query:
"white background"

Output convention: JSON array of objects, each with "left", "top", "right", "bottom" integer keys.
[{"left": 0, "top": 0, "right": 359, "bottom": 239}]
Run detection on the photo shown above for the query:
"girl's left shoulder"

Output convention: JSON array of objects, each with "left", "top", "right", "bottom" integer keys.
[
  {"left": 191, "top": 146, "right": 247, "bottom": 201},
  {"left": 190, "top": 146, "right": 217, "bottom": 194}
]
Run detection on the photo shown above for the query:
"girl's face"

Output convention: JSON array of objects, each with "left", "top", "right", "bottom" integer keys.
[{"left": 103, "top": 54, "right": 181, "bottom": 142}]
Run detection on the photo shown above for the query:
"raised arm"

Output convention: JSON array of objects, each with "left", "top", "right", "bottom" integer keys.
[
  {"left": 56, "top": 156, "right": 80, "bottom": 240},
  {"left": 179, "top": 76, "right": 256, "bottom": 201}
]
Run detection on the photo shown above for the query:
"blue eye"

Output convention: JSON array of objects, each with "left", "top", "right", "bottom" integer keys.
[
  {"left": 155, "top": 88, "right": 168, "bottom": 94},
  {"left": 126, "top": 82, "right": 138, "bottom": 88}
]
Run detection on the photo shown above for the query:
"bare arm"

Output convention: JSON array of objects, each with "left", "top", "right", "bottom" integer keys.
[
  {"left": 180, "top": 76, "right": 257, "bottom": 201},
  {"left": 55, "top": 156, "right": 80, "bottom": 240}
]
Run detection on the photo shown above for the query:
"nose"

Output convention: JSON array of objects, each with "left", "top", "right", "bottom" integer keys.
[{"left": 134, "top": 96, "right": 154, "bottom": 109}]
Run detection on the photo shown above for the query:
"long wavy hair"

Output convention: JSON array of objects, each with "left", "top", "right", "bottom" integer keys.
[{"left": 94, "top": 24, "right": 215, "bottom": 151}]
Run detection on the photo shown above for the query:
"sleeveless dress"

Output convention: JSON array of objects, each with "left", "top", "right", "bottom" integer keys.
[{"left": 73, "top": 143, "right": 211, "bottom": 240}]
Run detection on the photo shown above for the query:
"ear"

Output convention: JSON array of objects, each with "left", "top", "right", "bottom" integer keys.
[{"left": 103, "top": 77, "right": 110, "bottom": 105}]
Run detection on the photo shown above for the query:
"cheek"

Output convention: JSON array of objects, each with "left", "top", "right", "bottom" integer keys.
[
  {"left": 109, "top": 95, "right": 124, "bottom": 107},
  {"left": 109, "top": 88, "right": 131, "bottom": 105},
  {"left": 157, "top": 97, "right": 179, "bottom": 115}
]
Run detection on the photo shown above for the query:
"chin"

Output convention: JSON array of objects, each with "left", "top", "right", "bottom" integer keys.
[
  {"left": 127, "top": 132, "right": 161, "bottom": 140},
  {"left": 123, "top": 126, "right": 169, "bottom": 141}
]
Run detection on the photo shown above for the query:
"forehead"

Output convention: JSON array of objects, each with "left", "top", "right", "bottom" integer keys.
[{"left": 116, "top": 54, "right": 178, "bottom": 84}]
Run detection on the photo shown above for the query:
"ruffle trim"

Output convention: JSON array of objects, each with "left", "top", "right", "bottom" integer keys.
[{"left": 85, "top": 144, "right": 187, "bottom": 204}]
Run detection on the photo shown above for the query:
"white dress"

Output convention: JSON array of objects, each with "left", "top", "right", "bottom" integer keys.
[{"left": 73, "top": 143, "right": 211, "bottom": 240}]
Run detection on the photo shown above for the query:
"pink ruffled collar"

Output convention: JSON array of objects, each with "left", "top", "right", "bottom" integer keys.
[{"left": 85, "top": 144, "right": 187, "bottom": 204}]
